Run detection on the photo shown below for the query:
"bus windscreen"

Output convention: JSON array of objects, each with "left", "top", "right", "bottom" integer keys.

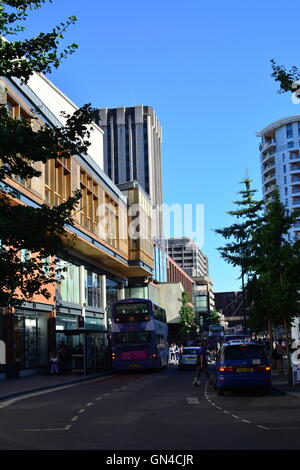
[
  {"left": 114, "top": 302, "right": 150, "bottom": 322},
  {"left": 115, "top": 331, "right": 152, "bottom": 344}
]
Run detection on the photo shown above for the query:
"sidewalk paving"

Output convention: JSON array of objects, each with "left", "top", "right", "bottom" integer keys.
[
  {"left": 271, "top": 371, "right": 300, "bottom": 399},
  {"left": 0, "top": 370, "right": 115, "bottom": 403}
]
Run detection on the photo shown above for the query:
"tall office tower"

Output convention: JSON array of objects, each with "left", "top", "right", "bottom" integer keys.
[
  {"left": 97, "top": 105, "right": 163, "bottom": 239},
  {"left": 257, "top": 116, "right": 300, "bottom": 240}
]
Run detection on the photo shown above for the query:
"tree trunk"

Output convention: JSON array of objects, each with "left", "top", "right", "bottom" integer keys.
[{"left": 283, "top": 318, "right": 293, "bottom": 385}]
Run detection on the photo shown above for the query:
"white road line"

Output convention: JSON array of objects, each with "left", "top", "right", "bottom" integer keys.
[
  {"left": 71, "top": 416, "right": 78, "bottom": 422},
  {"left": 24, "top": 428, "right": 67, "bottom": 432},
  {"left": 64, "top": 425, "right": 71, "bottom": 430},
  {"left": 232, "top": 415, "right": 239, "bottom": 419},
  {"left": 223, "top": 411, "right": 229, "bottom": 414},
  {"left": 0, "top": 375, "right": 115, "bottom": 409},
  {"left": 242, "top": 420, "right": 251, "bottom": 424},
  {"left": 96, "top": 397, "right": 103, "bottom": 401},
  {"left": 79, "top": 409, "right": 86, "bottom": 413},
  {"left": 86, "top": 402, "right": 93, "bottom": 407},
  {"left": 257, "top": 425, "right": 269, "bottom": 430},
  {"left": 187, "top": 397, "right": 200, "bottom": 405}
]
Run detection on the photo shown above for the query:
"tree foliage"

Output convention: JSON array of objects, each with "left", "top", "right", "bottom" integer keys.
[
  {"left": 179, "top": 291, "right": 197, "bottom": 336},
  {"left": 0, "top": 0, "right": 95, "bottom": 306},
  {"left": 215, "top": 175, "right": 264, "bottom": 275},
  {"left": 0, "top": 0, "right": 78, "bottom": 82}
]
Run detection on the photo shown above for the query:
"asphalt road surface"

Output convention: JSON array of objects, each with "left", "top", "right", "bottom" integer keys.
[{"left": 0, "top": 365, "right": 299, "bottom": 450}]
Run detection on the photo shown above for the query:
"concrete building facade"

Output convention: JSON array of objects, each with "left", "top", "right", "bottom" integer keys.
[{"left": 97, "top": 106, "right": 163, "bottom": 239}]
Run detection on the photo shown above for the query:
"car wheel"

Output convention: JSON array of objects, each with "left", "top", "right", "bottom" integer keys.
[{"left": 217, "top": 387, "right": 224, "bottom": 396}]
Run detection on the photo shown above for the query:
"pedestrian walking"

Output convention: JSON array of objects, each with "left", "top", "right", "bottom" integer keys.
[
  {"left": 273, "top": 340, "right": 285, "bottom": 375},
  {"left": 193, "top": 342, "right": 212, "bottom": 386},
  {"left": 49, "top": 351, "right": 59, "bottom": 375},
  {"left": 169, "top": 344, "right": 176, "bottom": 363},
  {"left": 175, "top": 344, "right": 180, "bottom": 365}
]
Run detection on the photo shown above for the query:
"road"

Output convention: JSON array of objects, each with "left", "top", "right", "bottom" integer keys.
[{"left": 0, "top": 365, "right": 300, "bottom": 450}]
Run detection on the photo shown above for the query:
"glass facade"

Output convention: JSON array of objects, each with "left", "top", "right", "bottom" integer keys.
[
  {"left": 153, "top": 244, "right": 167, "bottom": 283},
  {"left": 106, "top": 278, "right": 119, "bottom": 322},
  {"left": 13, "top": 311, "right": 48, "bottom": 369},
  {"left": 58, "top": 261, "right": 80, "bottom": 304},
  {"left": 85, "top": 270, "right": 102, "bottom": 308}
]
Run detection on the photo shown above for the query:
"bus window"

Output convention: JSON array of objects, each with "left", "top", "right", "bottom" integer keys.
[{"left": 114, "top": 302, "right": 150, "bottom": 323}]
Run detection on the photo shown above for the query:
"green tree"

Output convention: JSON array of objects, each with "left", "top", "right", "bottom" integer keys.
[
  {"left": 0, "top": 0, "right": 95, "bottom": 306},
  {"left": 179, "top": 291, "right": 197, "bottom": 338},
  {"left": 207, "top": 309, "right": 221, "bottom": 326},
  {"left": 250, "top": 190, "right": 300, "bottom": 382},
  {"left": 215, "top": 175, "right": 264, "bottom": 332}
]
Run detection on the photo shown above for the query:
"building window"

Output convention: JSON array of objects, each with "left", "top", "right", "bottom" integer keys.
[
  {"left": 44, "top": 157, "right": 71, "bottom": 206},
  {"left": 80, "top": 169, "right": 99, "bottom": 234},
  {"left": 57, "top": 261, "right": 80, "bottom": 304},
  {"left": 288, "top": 141, "right": 294, "bottom": 149},
  {"left": 104, "top": 195, "right": 118, "bottom": 248},
  {"left": 287, "top": 124, "right": 293, "bottom": 139},
  {"left": 85, "top": 270, "right": 102, "bottom": 308}
]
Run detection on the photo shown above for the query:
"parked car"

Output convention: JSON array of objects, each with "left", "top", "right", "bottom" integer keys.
[
  {"left": 214, "top": 342, "right": 271, "bottom": 395},
  {"left": 178, "top": 347, "right": 200, "bottom": 370}
]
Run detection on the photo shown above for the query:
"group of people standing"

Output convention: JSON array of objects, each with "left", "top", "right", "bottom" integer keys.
[
  {"left": 49, "top": 343, "right": 84, "bottom": 375},
  {"left": 169, "top": 344, "right": 182, "bottom": 364}
]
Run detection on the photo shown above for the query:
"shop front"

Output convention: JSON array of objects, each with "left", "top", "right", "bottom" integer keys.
[
  {"left": 56, "top": 313, "right": 109, "bottom": 374},
  {"left": 12, "top": 305, "right": 52, "bottom": 373}
]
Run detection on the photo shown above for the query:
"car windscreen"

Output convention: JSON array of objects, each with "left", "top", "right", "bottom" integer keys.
[
  {"left": 224, "top": 345, "right": 266, "bottom": 361},
  {"left": 182, "top": 348, "right": 199, "bottom": 355},
  {"left": 115, "top": 331, "right": 152, "bottom": 344}
]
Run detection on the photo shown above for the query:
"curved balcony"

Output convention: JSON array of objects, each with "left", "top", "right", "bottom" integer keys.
[
  {"left": 263, "top": 161, "right": 275, "bottom": 174},
  {"left": 264, "top": 172, "right": 276, "bottom": 184},
  {"left": 262, "top": 139, "right": 276, "bottom": 152},
  {"left": 264, "top": 184, "right": 277, "bottom": 195}
]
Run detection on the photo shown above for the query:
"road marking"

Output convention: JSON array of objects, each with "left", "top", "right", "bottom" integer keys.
[
  {"left": 71, "top": 416, "right": 78, "bottom": 422},
  {"left": 232, "top": 415, "right": 239, "bottom": 419},
  {"left": 187, "top": 397, "right": 200, "bottom": 405},
  {"left": 96, "top": 397, "right": 103, "bottom": 401},
  {"left": 0, "top": 375, "right": 115, "bottom": 409},
  {"left": 24, "top": 428, "right": 67, "bottom": 432},
  {"left": 267, "top": 427, "right": 299, "bottom": 430},
  {"left": 79, "top": 409, "right": 86, "bottom": 413},
  {"left": 242, "top": 419, "right": 250, "bottom": 424},
  {"left": 86, "top": 402, "right": 93, "bottom": 407},
  {"left": 223, "top": 410, "right": 229, "bottom": 414},
  {"left": 257, "top": 425, "right": 269, "bottom": 430},
  {"left": 64, "top": 425, "right": 71, "bottom": 430}
]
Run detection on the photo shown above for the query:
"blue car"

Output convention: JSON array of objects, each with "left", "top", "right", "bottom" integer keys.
[{"left": 214, "top": 342, "right": 271, "bottom": 395}]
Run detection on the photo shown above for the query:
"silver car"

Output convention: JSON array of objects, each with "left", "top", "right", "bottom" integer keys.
[{"left": 178, "top": 347, "right": 200, "bottom": 370}]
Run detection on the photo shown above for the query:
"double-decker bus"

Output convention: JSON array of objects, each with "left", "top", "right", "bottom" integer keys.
[
  {"left": 111, "top": 299, "right": 169, "bottom": 370},
  {"left": 208, "top": 324, "right": 225, "bottom": 339}
]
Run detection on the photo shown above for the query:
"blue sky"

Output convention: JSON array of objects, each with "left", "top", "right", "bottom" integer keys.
[{"left": 18, "top": 0, "right": 300, "bottom": 291}]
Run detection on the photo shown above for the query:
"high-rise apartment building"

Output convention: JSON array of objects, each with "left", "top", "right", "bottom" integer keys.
[
  {"left": 257, "top": 116, "right": 300, "bottom": 340},
  {"left": 257, "top": 116, "right": 300, "bottom": 240},
  {"left": 97, "top": 106, "right": 163, "bottom": 238},
  {"left": 167, "top": 237, "right": 208, "bottom": 278},
  {"left": 167, "top": 238, "right": 215, "bottom": 318}
]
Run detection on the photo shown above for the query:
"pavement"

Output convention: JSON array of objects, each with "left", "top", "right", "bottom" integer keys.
[
  {"left": 271, "top": 371, "right": 300, "bottom": 399},
  {"left": 0, "top": 369, "right": 115, "bottom": 402}
]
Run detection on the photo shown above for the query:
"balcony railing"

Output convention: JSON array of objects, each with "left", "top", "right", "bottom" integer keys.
[{"left": 262, "top": 139, "right": 276, "bottom": 151}]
